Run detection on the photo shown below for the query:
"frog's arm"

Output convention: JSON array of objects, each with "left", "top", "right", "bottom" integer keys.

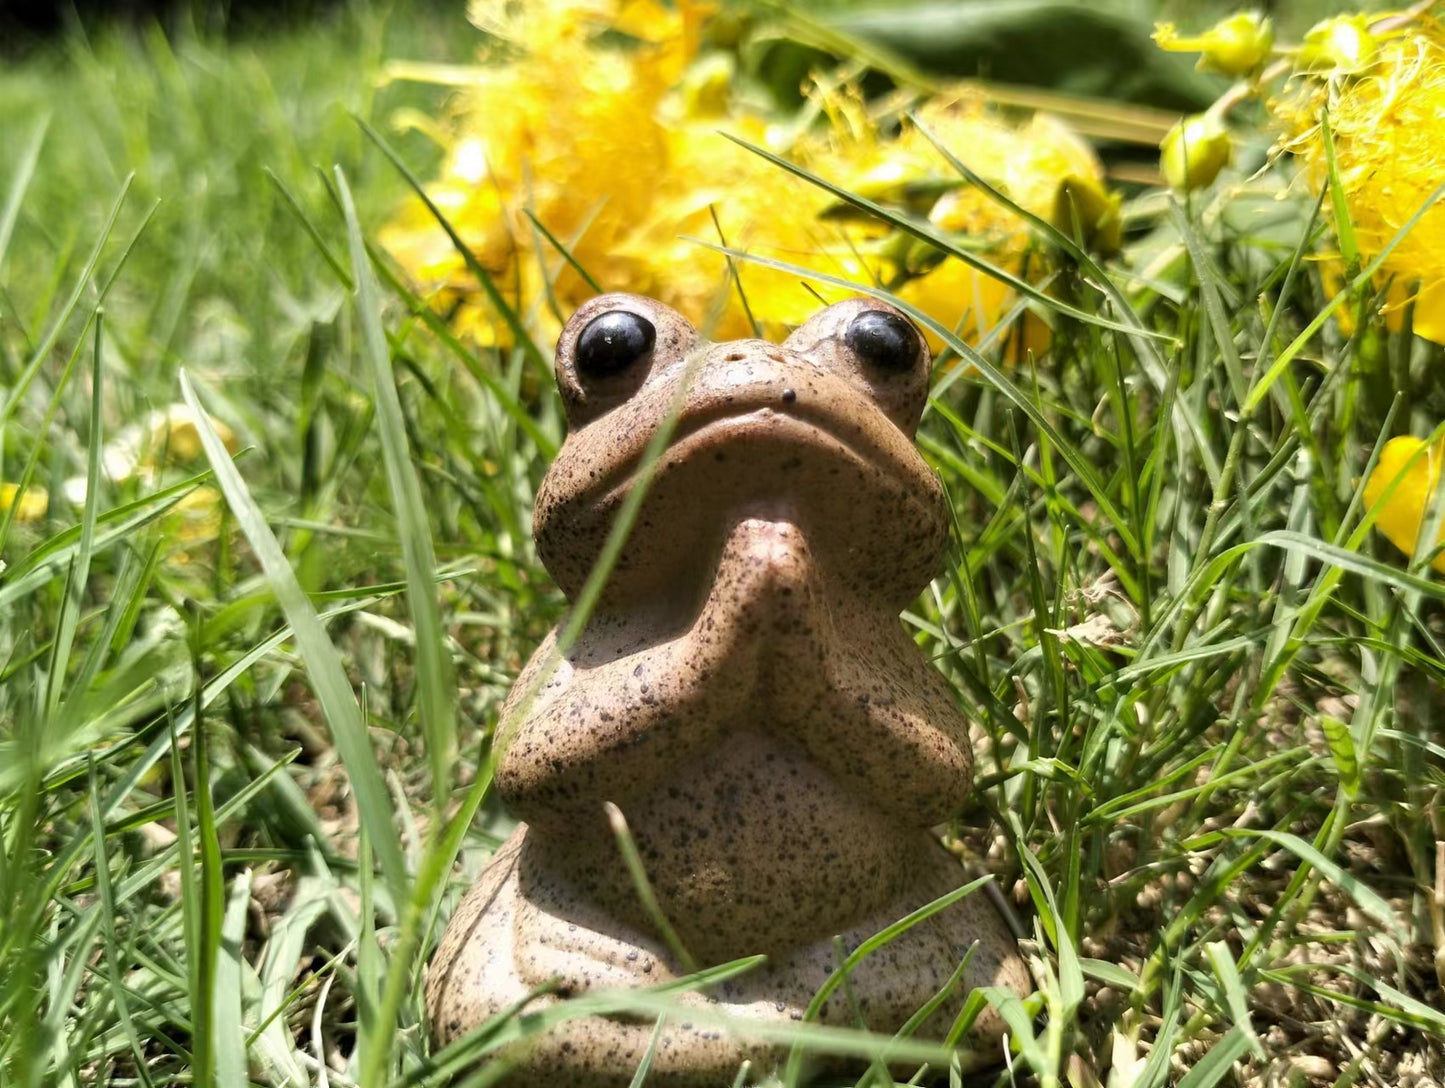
[
  {"left": 779, "top": 613, "right": 975, "bottom": 824},
  {"left": 494, "top": 609, "right": 764, "bottom": 821}
]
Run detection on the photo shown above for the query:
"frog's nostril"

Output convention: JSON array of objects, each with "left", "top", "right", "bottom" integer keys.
[{"left": 725, "top": 351, "right": 747, "bottom": 362}]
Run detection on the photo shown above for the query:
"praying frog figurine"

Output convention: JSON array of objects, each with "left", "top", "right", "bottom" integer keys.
[{"left": 427, "top": 295, "right": 1029, "bottom": 1085}]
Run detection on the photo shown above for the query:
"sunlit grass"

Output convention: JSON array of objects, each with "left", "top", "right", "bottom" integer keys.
[{"left": 0, "top": 2, "right": 1441, "bottom": 1087}]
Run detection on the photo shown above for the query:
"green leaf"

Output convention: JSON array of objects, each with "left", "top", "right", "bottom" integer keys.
[{"left": 821, "top": 1, "right": 1217, "bottom": 111}]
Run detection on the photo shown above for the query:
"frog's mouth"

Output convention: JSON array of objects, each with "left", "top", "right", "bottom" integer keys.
[{"left": 586, "top": 390, "right": 928, "bottom": 507}]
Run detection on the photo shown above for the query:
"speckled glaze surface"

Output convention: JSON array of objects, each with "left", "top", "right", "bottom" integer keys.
[{"left": 426, "top": 294, "right": 1030, "bottom": 1085}]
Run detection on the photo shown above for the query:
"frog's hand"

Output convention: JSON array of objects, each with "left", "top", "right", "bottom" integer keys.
[
  {"left": 492, "top": 607, "right": 764, "bottom": 822},
  {"left": 778, "top": 609, "right": 975, "bottom": 824}
]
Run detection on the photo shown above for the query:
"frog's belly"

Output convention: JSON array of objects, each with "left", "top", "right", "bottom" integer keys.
[{"left": 523, "top": 732, "right": 936, "bottom": 962}]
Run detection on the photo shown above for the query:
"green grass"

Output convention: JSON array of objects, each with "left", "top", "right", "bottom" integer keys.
[{"left": 2, "top": 2, "right": 1443, "bottom": 1087}]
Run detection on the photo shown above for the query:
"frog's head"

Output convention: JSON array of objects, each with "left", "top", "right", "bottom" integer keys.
[{"left": 533, "top": 294, "right": 949, "bottom": 611}]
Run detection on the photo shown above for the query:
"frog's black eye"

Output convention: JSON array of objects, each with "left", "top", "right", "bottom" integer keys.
[
  {"left": 845, "top": 310, "right": 921, "bottom": 374},
  {"left": 576, "top": 310, "right": 656, "bottom": 379}
]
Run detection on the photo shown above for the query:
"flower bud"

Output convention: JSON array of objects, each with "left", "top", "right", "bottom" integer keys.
[
  {"left": 1051, "top": 174, "right": 1123, "bottom": 256},
  {"left": 1153, "top": 12, "right": 1274, "bottom": 77},
  {"left": 1160, "top": 113, "right": 1232, "bottom": 191},
  {"left": 1296, "top": 14, "right": 1378, "bottom": 74}
]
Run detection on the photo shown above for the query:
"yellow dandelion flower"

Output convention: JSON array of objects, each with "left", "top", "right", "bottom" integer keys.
[
  {"left": 382, "top": 6, "right": 1110, "bottom": 356},
  {"left": 646, "top": 89, "right": 1111, "bottom": 348},
  {"left": 1273, "top": 15, "right": 1445, "bottom": 344},
  {"left": 1, "top": 482, "right": 48, "bottom": 524},
  {"left": 380, "top": 0, "right": 706, "bottom": 345},
  {"left": 1363, "top": 434, "right": 1445, "bottom": 573}
]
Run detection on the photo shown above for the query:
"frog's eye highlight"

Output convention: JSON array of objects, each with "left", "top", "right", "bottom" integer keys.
[
  {"left": 844, "top": 310, "right": 921, "bottom": 374},
  {"left": 576, "top": 310, "right": 656, "bottom": 378}
]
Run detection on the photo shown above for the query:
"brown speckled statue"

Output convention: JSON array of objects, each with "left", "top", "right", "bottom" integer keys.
[{"left": 427, "top": 294, "right": 1030, "bottom": 1084}]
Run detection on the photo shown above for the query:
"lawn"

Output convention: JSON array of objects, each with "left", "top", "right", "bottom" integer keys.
[{"left": 1, "top": 1, "right": 1443, "bottom": 1087}]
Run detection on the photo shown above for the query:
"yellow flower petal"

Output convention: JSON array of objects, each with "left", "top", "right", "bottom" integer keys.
[
  {"left": 1363, "top": 435, "right": 1445, "bottom": 573},
  {"left": 1410, "top": 278, "right": 1445, "bottom": 344}
]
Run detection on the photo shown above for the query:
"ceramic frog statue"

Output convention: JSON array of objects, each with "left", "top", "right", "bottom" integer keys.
[{"left": 427, "top": 294, "right": 1028, "bottom": 1085}]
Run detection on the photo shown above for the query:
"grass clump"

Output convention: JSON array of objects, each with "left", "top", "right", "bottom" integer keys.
[{"left": 2, "top": 2, "right": 1443, "bottom": 1088}]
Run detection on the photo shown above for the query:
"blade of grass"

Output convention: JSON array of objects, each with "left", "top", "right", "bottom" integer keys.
[
  {"left": 357, "top": 733, "right": 500, "bottom": 1088},
  {"left": 1318, "top": 111, "right": 1359, "bottom": 275},
  {"left": 47, "top": 313, "right": 105, "bottom": 719},
  {"left": 524, "top": 208, "right": 602, "bottom": 294},
  {"left": 353, "top": 115, "right": 551, "bottom": 379},
  {"left": 337, "top": 166, "right": 457, "bottom": 808},
  {"left": 1213, "top": 828, "right": 1405, "bottom": 941},
  {"left": 0, "top": 114, "right": 49, "bottom": 272},
  {"left": 263, "top": 167, "right": 352, "bottom": 290},
  {"left": 215, "top": 868, "right": 253, "bottom": 1088},
  {"left": 1174, "top": 1025, "right": 1253, "bottom": 1088},
  {"left": 179, "top": 369, "right": 408, "bottom": 901},
  {"left": 781, "top": 875, "right": 993, "bottom": 1084},
  {"left": 1203, "top": 942, "right": 1263, "bottom": 1060},
  {"left": 604, "top": 802, "right": 698, "bottom": 973},
  {"left": 1, "top": 174, "right": 133, "bottom": 425},
  {"left": 1168, "top": 202, "right": 1247, "bottom": 410},
  {"left": 910, "top": 117, "right": 1219, "bottom": 485},
  {"left": 627, "top": 1017, "right": 667, "bottom": 1088},
  {"left": 410, "top": 958, "right": 765, "bottom": 1088},
  {"left": 86, "top": 757, "right": 155, "bottom": 1088}
]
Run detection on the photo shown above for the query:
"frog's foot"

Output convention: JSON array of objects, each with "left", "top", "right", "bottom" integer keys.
[{"left": 427, "top": 826, "right": 1030, "bottom": 1087}]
